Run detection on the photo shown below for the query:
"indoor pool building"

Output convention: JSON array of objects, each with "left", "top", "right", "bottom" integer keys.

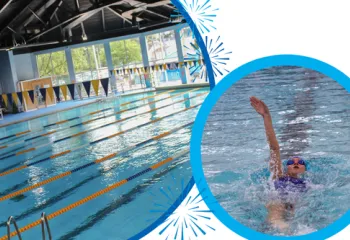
[{"left": 0, "top": 1, "right": 208, "bottom": 239}]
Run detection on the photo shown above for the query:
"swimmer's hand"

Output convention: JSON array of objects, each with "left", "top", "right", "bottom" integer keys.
[{"left": 250, "top": 96, "right": 270, "bottom": 117}]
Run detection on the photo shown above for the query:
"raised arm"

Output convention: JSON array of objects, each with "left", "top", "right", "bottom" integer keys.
[{"left": 250, "top": 97, "right": 283, "bottom": 179}]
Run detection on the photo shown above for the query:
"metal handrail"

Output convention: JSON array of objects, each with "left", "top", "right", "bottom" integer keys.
[
  {"left": 40, "top": 213, "right": 52, "bottom": 240},
  {"left": 6, "top": 216, "right": 22, "bottom": 240}
]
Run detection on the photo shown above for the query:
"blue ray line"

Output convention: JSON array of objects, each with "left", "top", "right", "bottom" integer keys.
[
  {"left": 189, "top": 218, "right": 206, "bottom": 235},
  {"left": 206, "top": 224, "right": 216, "bottom": 231},
  {"left": 159, "top": 218, "right": 175, "bottom": 235},
  {"left": 188, "top": 214, "right": 198, "bottom": 221},
  {"left": 181, "top": 220, "right": 185, "bottom": 240},
  {"left": 195, "top": 214, "right": 211, "bottom": 220},
  {"left": 192, "top": 210, "right": 213, "bottom": 213},
  {"left": 194, "top": 195, "right": 208, "bottom": 204},
  {"left": 185, "top": 196, "right": 192, "bottom": 206},
  {"left": 160, "top": 187, "right": 173, "bottom": 202},
  {"left": 189, "top": 221, "right": 198, "bottom": 237},
  {"left": 189, "top": 206, "right": 200, "bottom": 210},
  {"left": 173, "top": 216, "right": 181, "bottom": 226}
]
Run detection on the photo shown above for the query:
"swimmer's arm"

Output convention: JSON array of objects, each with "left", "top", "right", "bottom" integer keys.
[
  {"left": 250, "top": 96, "right": 282, "bottom": 179},
  {"left": 263, "top": 112, "right": 283, "bottom": 179}
]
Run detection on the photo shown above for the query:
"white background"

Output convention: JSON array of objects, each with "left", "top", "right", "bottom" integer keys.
[{"left": 144, "top": 0, "right": 350, "bottom": 239}]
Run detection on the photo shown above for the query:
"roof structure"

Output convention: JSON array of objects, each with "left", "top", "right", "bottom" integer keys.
[{"left": 0, "top": 0, "right": 184, "bottom": 53}]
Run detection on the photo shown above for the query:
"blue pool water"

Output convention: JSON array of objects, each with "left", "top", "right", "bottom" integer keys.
[
  {"left": 0, "top": 88, "right": 209, "bottom": 239},
  {"left": 201, "top": 67, "right": 350, "bottom": 236}
]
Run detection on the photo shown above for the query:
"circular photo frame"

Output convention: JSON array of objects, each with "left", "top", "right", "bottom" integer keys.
[{"left": 190, "top": 54, "right": 350, "bottom": 239}]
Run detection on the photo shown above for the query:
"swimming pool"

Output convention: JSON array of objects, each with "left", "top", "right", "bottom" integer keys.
[
  {"left": 0, "top": 87, "right": 209, "bottom": 239},
  {"left": 201, "top": 67, "right": 350, "bottom": 236}
]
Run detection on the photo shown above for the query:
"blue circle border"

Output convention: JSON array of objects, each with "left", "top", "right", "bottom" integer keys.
[{"left": 191, "top": 54, "right": 350, "bottom": 239}]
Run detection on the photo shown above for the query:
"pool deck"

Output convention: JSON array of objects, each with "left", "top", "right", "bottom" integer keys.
[
  {"left": 0, "top": 88, "right": 156, "bottom": 128},
  {"left": 0, "top": 98, "right": 100, "bottom": 128}
]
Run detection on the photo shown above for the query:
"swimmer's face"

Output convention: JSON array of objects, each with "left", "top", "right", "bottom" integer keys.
[{"left": 287, "top": 157, "right": 306, "bottom": 175}]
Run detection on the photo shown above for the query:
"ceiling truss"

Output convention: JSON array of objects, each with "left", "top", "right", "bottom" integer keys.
[{"left": 0, "top": 0, "right": 182, "bottom": 51}]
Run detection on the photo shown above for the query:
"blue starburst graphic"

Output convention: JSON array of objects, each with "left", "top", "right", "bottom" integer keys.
[
  {"left": 179, "top": 28, "right": 208, "bottom": 83},
  {"left": 204, "top": 35, "right": 232, "bottom": 78},
  {"left": 179, "top": 0, "right": 219, "bottom": 34},
  {"left": 148, "top": 176, "right": 215, "bottom": 240}
]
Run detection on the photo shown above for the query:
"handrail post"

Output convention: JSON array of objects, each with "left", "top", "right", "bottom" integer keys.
[
  {"left": 40, "top": 213, "right": 52, "bottom": 240},
  {"left": 6, "top": 216, "right": 22, "bottom": 240}
]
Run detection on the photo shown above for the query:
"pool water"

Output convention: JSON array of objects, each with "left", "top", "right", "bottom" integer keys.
[
  {"left": 0, "top": 88, "right": 209, "bottom": 239},
  {"left": 201, "top": 67, "right": 350, "bottom": 236}
]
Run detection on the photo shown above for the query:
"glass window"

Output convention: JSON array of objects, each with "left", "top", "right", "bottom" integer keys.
[
  {"left": 36, "top": 51, "right": 69, "bottom": 86},
  {"left": 72, "top": 44, "right": 109, "bottom": 98},
  {"left": 110, "top": 38, "right": 144, "bottom": 91},
  {"left": 146, "top": 30, "right": 178, "bottom": 65},
  {"left": 146, "top": 30, "right": 181, "bottom": 87},
  {"left": 72, "top": 44, "right": 108, "bottom": 82}
]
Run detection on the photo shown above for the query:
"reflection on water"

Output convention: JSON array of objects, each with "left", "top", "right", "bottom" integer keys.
[{"left": 201, "top": 66, "right": 350, "bottom": 236}]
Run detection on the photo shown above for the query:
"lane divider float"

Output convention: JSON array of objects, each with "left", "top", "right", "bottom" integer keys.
[
  {"left": 0, "top": 122, "right": 193, "bottom": 201},
  {"left": 0, "top": 90, "right": 174, "bottom": 142},
  {"left": 0, "top": 101, "right": 204, "bottom": 176},
  {"left": 0, "top": 91, "right": 205, "bottom": 160},
  {"left": 43, "top": 90, "right": 175, "bottom": 128},
  {"left": 0, "top": 149, "right": 190, "bottom": 240},
  {"left": 0, "top": 88, "right": 201, "bottom": 151}
]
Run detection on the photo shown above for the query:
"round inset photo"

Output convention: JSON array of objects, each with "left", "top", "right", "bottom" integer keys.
[{"left": 200, "top": 66, "right": 350, "bottom": 236}]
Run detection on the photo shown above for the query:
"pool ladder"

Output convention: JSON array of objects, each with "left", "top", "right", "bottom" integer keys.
[{"left": 6, "top": 213, "right": 52, "bottom": 240}]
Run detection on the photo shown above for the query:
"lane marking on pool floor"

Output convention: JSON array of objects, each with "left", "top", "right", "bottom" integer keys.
[
  {"left": 0, "top": 90, "right": 175, "bottom": 142},
  {"left": 0, "top": 89, "right": 202, "bottom": 152},
  {"left": 0, "top": 148, "right": 189, "bottom": 240},
  {"left": 0, "top": 91, "right": 206, "bottom": 160},
  {"left": 0, "top": 122, "right": 193, "bottom": 201},
  {"left": 0, "top": 101, "right": 204, "bottom": 176}
]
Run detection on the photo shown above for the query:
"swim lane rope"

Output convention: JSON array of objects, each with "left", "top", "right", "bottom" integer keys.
[
  {"left": 0, "top": 148, "right": 190, "bottom": 240},
  {"left": 0, "top": 91, "right": 206, "bottom": 160},
  {"left": 0, "top": 88, "right": 201, "bottom": 151},
  {"left": 0, "top": 90, "right": 175, "bottom": 142},
  {"left": 0, "top": 89, "right": 195, "bottom": 148},
  {"left": 43, "top": 90, "right": 176, "bottom": 128},
  {"left": 0, "top": 121, "right": 193, "bottom": 201},
  {"left": 0, "top": 101, "right": 203, "bottom": 176}
]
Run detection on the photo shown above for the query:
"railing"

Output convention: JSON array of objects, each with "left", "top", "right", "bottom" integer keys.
[
  {"left": 40, "top": 213, "right": 52, "bottom": 240},
  {"left": 5, "top": 213, "right": 53, "bottom": 240},
  {"left": 6, "top": 216, "right": 22, "bottom": 240}
]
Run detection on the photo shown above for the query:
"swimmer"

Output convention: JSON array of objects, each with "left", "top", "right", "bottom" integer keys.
[{"left": 250, "top": 96, "right": 307, "bottom": 232}]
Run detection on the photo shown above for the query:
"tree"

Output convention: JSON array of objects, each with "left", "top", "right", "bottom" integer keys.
[{"left": 110, "top": 39, "right": 142, "bottom": 68}]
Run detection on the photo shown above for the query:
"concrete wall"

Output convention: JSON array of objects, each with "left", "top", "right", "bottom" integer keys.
[{"left": 0, "top": 51, "right": 16, "bottom": 94}]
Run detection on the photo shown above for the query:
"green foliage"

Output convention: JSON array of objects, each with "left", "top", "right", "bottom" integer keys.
[
  {"left": 110, "top": 39, "right": 142, "bottom": 67},
  {"left": 37, "top": 51, "right": 68, "bottom": 77},
  {"left": 37, "top": 41, "right": 143, "bottom": 77}
]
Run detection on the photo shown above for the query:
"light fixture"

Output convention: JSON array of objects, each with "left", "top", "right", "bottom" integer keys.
[{"left": 81, "top": 23, "right": 88, "bottom": 41}]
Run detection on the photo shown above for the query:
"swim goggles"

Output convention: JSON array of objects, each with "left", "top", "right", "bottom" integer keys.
[{"left": 286, "top": 157, "right": 306, "bottom": 166}]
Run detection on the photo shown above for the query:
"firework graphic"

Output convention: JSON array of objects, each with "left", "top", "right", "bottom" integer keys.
[
  {"left": 204, "top": 35, "right": 232, "bottom": 78},
  {"left": 147, "top": 177, "right": 215, "bottom": 240},
  {"left": 177, "top": 0, "right": 219, "bottom": 34}
]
